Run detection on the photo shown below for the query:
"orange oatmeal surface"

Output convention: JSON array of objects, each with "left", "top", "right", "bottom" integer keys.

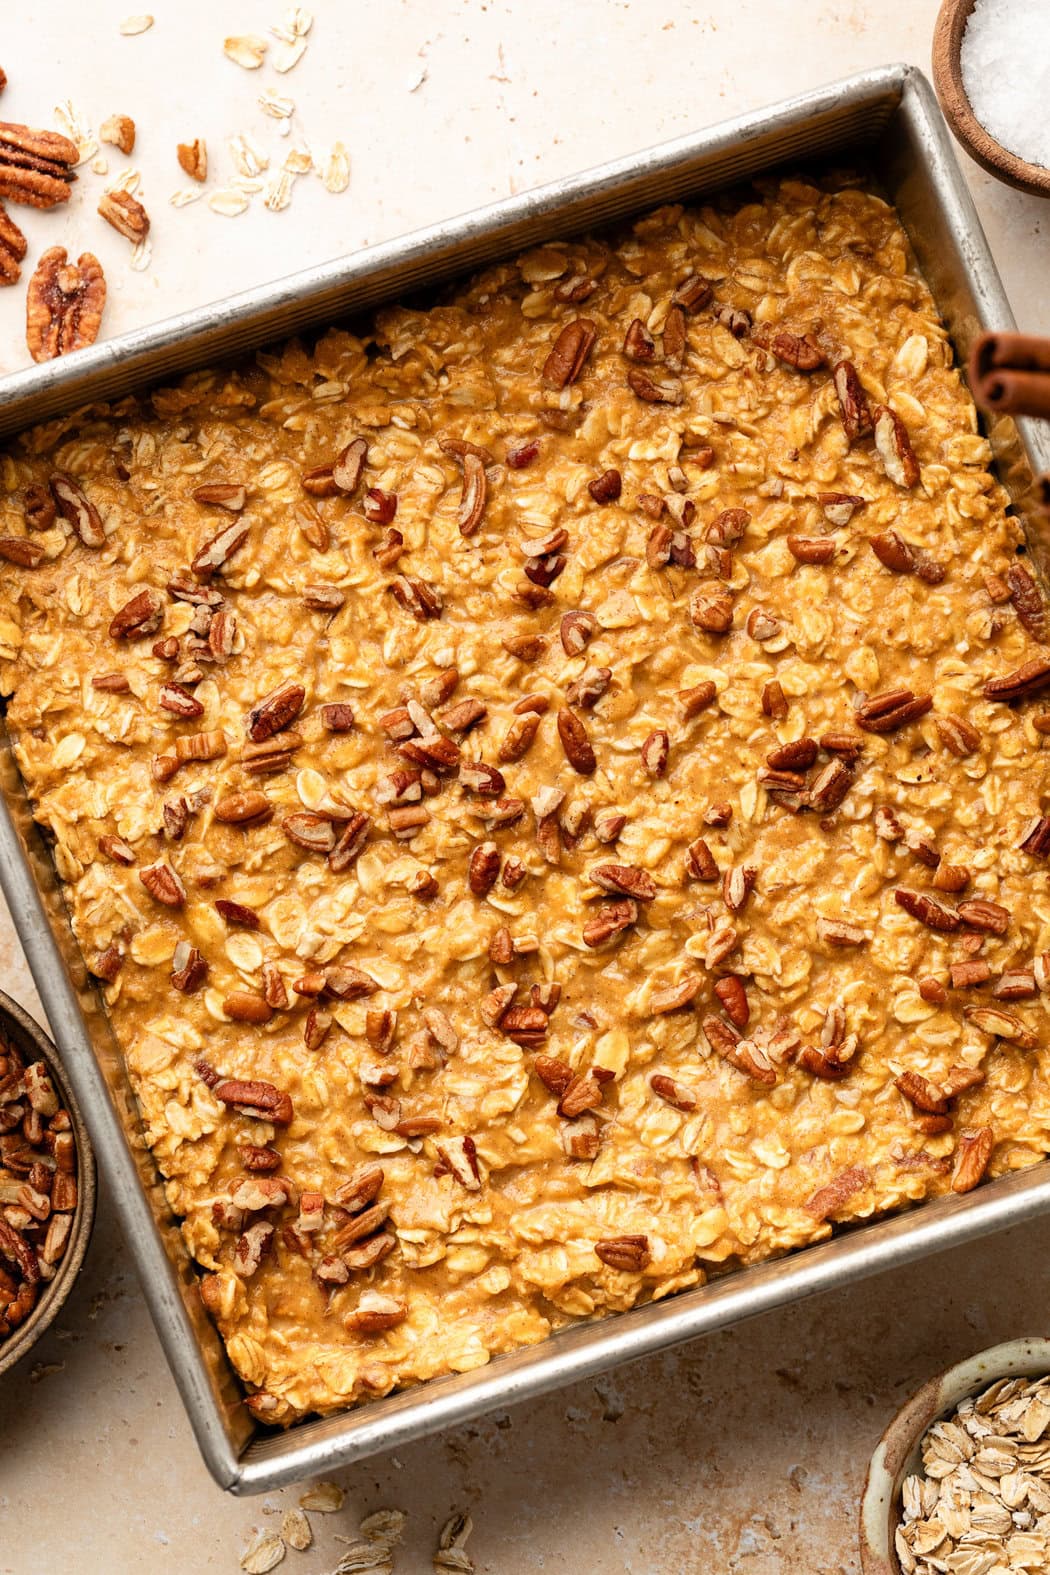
[{"left": 2, "top": 172, "right": 1049, "bottom": 1425}]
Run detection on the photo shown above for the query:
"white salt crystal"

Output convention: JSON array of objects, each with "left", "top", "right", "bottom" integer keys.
[{"left": 960, "top": 0, "right": 1050, "bottom": 168}]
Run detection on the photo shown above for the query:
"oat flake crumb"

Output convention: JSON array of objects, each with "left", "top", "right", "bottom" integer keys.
[
  {"left": 321, "top": 141, "right": 350, "bottom": 194},
  {"left": 433, "top": 1512, "right": 474, "bottom": 1574},
  {"left": 240, "top": 1529, "right": 286, "bottom": 1574},
  {"left": 360, "top": 1509, "right": 407, "bottom": 1548},
  {"left": 280, "top": 1507, "right": 312, "bottom": 1551},
  {"left": 129, "top": 239, "right": 152, "bottom": 273},
  {"left": 118, "top": 14, "right": 153, "bottom": 34},
  {"left": 208, "top": 188, "right": 251, "bottom": 218},
  {"left": 299, "top": 1481, "right": 344, "bottom": 1513},
  {"left": 224, "top": 33, "right": 269, "bottom": 70}
]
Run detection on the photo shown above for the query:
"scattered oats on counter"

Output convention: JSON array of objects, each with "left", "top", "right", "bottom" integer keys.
[
  {"left": 897, "top": 1374, "right": 1050, "bottom": 1574},
  {"left": 117, "top": 14, "right": 154, "bottom": 35},
  {"left": 299, "top": 1482, "right": 344, "bottom": 1513},
  {"left": 433, "top": 1512, "right": 474, "bottom": 1574},
  {"left": 240, "top": 1528, "right": 286, "bottom": 1574},
  {"left": 224, "top": 35, "right": 270, "bottom": 71}
]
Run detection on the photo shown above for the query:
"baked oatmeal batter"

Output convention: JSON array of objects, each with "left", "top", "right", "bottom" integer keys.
[{"left": 1, "top": 173, "right": 1048, "bottom": 1424}]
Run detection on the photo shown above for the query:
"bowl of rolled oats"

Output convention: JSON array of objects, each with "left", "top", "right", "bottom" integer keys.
[
  {"left": 860, "top": 1336, "right": 1050, "bottom": 1574},
  {"left": 0, "top": 989, "right": 96, "bottom": 1380}
]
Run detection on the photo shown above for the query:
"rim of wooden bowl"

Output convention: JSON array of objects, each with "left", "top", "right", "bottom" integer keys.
[
  {"left": 932, "top": 0, "right": 1050, "bottom": 197},
  {"left": 0, "top": 989, "right": 97, "bottom": 1380}
]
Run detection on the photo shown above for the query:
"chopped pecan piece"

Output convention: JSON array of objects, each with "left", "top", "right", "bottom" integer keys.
[
  {"left": 680, "top": 680, "right": 718, "bottom": 719},
  {"left": 282, "top": 812, "right": 337, "bottom": 854},
  {"left": 26, "top": 248, "right": 105, "bottom": 362},
  {"left": 109, "top": 587, "right": 163, "bottom": 640},
  {"left": 758, "top": 682, "right": 787, "bottom": 723},
  {"left": 832, "top": 360, "right": 873, "bottom": 443},
  {"left": 870, "top": 530, "right": 944, "bottom": 584},
  {"left": 139, "top": 860, "right": 186, "bottom": 907},
  {"left": 454, "top": 452, "right": 487, "bottom": 537},
  {"left": 1019, "top": 815, "right": 1050, "bottom": 858},
  {"left": 872, "top": 404, "right": 920, "bottom": 488},
  {"left": 247, "top": 679, "right": 305, "bottom": 742},
  {"left": 950, "top": 959, "right": 990, "bottom": 989},
  {"left": 389, "top": 574, "right": 442, "bottom": 621},
  {"left": 786, "top": 536, "right": 836, "bottom": 565},
  {"left": 649, "top": 1074, "right": 697, "bottom": 1111},
  {"left": 671, "top": 274, "right": 712, "bottom": 312},
  {"left": 214, "top": 790, "right": 271, "bottom": 824},
  {"left": 768, "top": 328, "right": 824, "bottom": 370},
  {"left": 641, "top": 728, "right": 669, "bottom": 778},
  {"left": 627, "top": 368, "right": 682, "bottom": 404},
  {"left": 932, "top": 863, "right": 970, "bottom": 894},
  {"left": 98, "top": 187, "right": 149, "bottom": 242},
  {"left": 23, "top": 484, "right": 56, "bottom": 531},
  {"left": 957, "top": 898, "right": 1009, "bottom": 935},
  {"left": 622, "top": 317, "right": 656, "bottom": 361},
  {"left": 815, "top": 918, "right": 869, "bottom": 947},
  {"left": 662, "top": 303, "right": 688, "bottom": 371},
  {"left": 895, "top": 1070, "right": 949, "bottom": 1115},
  {"left": 894, "top": 889, "right": 960, "bottom": 932},
  {"left": 767, "top": 737, "right": 818, "bottom": 771},
  {"left": 964, "top": 1005, "right": 1036, "bottom": 1046},
  {"left": 542, "top": 318, "right": 597, "bottom": 388},
  {"left": 190, "top": 517, "right": 250, "bottom": 581},
  {"left": 566, "top": 666, "right": 611, "bottom": 710},
  {"left": 560, "top": 610, "right": 596, "bottom": 656},
  {"left": 713, "top": 303, "right": 751, "bottom": 337},
  {"left": 995, "top": 969, "right": 1037, "bottom": 1000},
  {"left": 855, "top": 688, "right": 932, "bottom": 733},
  {"left": 319, "top": 702, "right": 355, "bottom": 733},
  {"left": 588, "top": 468, "right": 622, "bottom": 503},
  {"left": 935, "top": 715, "right": 981, "bottom": 757},
  {"left": 714, "top": 975, "right": 749, "bottom": 1028},
  {"left": 557, "top": 708, "right": 596, "bottom": 775},
  {"left": 951, "top": 1127, "right": 995, "bottom": 1194},
  {"left": 0, "top": 201, "right": 27, "bottom": 286},
  {"left": 804, "top": 1166, "right": 870, "bottom": 1220},
  {"left": 460, "top": 760, "right": 505, "bottom": 796},
  {"left": 177, "top": 138, "right": 207, "bottom": 181},
  {"left": 701, "top": 1016, "right": 775, "bottom": 1085},
  {"left": 468, "top": 842, "right": 501, "bottom": 897},
  {"left": 686, "top": 837, "right": 718, "bottom": 881},
  {"left": 170, "top": 942, "right": 207, "bottom": 994},
  {"left": 50, "top": 472, "right": 105, "bottom": 548},
  {"left": 689, "top": 584, "right": 733, "bottom": 633},
  {"left": 594, "top": 1235, "right": 650, "bottom": 1273},
  {"left": 590, "top": 863, "right": 656, "bottom": 901},
  {"left": 0, "top": 536, "right": 42, "bottom": 566},
  {"left": 583, "top": 899, "right": 638, "bottom": 948},
  {"left": 819, "top": 492, "right": 866, "bottom": 528},
  {"left": 984, "top": 658, "right": 1050, "bottom": 703},
  {"left": 722, "top": 864, "right": 756, "bottom": 914},
  {"left": 1006, "top": 562, "right": 1047, "bottom": 639}
]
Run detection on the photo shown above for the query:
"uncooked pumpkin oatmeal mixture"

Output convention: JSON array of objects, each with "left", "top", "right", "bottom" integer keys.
[{"left": 1, "top": 172, "right": 1049, "bottom": 1425}]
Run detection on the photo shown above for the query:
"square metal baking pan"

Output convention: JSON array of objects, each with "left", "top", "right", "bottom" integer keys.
[{"left": 2, "top": 63, "right": 1049, "bottom": 1494}]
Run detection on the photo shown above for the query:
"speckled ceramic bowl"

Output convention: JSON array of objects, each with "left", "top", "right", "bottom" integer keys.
[
  {"left": 0, "top": 989, "right": 96, "bottom": 1379},
  {"left": 859, "top": 1336, "right": 1050, "bottom": 1573}
]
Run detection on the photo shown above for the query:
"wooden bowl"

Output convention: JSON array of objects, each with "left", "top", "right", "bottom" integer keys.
[
  {"left": 932, "top": 0, "right": 1050, "bottom": 197},
  {"left": 0, "top": 989, "right": 96, "bottom": 1380},
  {"left": 858, "top": 1337, "right": 1050, "bottom": 1574}
]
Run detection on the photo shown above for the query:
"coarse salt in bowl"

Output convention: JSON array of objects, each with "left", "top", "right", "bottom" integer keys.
[{"left": 933, "top": 0, "right": 1050, "bottom": 198}]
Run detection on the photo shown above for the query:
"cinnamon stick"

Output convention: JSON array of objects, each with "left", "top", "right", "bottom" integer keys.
[{"left": 970, "top": 330, "right": 1050, "bottom": 418}]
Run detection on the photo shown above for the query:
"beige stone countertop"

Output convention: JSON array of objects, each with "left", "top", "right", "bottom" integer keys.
[{"left": 1, "top": 2, "right": 1049, "bottom": 1571}]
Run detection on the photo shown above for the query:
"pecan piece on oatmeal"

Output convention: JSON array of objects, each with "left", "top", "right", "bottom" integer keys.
[
  {"left": 819, "top": 492, "right": 866, "bottom": 528},
  {"left": 1019, "top": 815, "right": 1050, "bottom": 858},
  {"left": 594, "top": 1234, "right": 650, "bottom": 1272},
  {"left": 767, "top": 327, "right": 825, "bottom": 371},
  {"left": 247, "top": 679, "right": 306, "bottom": 742},
  {"left": 786, "top": 536, "right": 836, "bottom": 566},
  {"left": 803, "top": 1165, "right": 870, "bottom": 1220},
  {"left": 583, "top": 899, "right": 638, "bottom": 948},
  {"left": 935, "top": 714, "right": 981, "bottom": 758},
  {"left": 389, "top": 574, "right": 442, "bottom": 621},
  {"left": 855, "top": 688, "right": 932, "bottom": 733},
  {"left": 964, "top": 1005, "right": 1036, "bottom": 1047},
  {"left": 50, "top": 472, "right": 105, "bottom": 548},
  {"left": 0, "top": 537, "right": 43, "bottom": 566},
  {"left": 832, "top": 359, "right": 873, "bottom": 442},
  {"left": 983, "top": 658, "right": 1050, "bottom": 703},
  {"left": 191, "top": 517, "right": 250, "bottom": 581},
  {"left": 894, "top": 888, "right": 960, "bottom": 932},
  {"left": 957, "top": 898, "right": 1009, "bottom": 935},
  {"left": 138, "top": 860, "right": 186, "bottom": 907},
  {"left": 589, "top": 863, "right": 656, "bottom": 901},
  {"left": 805, "top": 759, "right": 856, "bottom": 812},
  {"left": 109, "top": 587, "right": 163, "bottom": 640},
  {"left": 641, "top": 729, "right": 669, "bottom": 778},
  {"left": 542, "top": 318, "right": 597, "bottom": 388},
  {"left": 722, "top": 864, "right": 756, "bottom": 913},
  {"left": 870, "top": 530, "right": 944, "bottom": 584},
  {"left": 170, "top": 942, "right": 207, "bottom": 993},
  {"left": 98, "top": 187, "right": 149, "bottom": 243},
  {"left": 701, "top": 1016, "right": 775, "bottom": 1085},
  {"left": 1005, "top": 562, "right": 1047, "bottom": 639},
  {"left": 557, "top": 708, "right": 596, "bottom": 775},
  {"left": 26, "top": 248, "right": 105, "bottom": 362},
  {"left": 649, "top": 1074, "right": 697, "bottom": 1111},
  {"left": 689, "top": 583, "right": 733, "bottom": 633},
  {"left": 589, "top": 468, "right": 622, "bottom": 503},
  {"left": 714, "top": 975, "right": 749, "bottom": 1027},
  {"left": 951, "top": 1127, "right": 995, "bottom": 1194},
  {"left": 627, "top": 368, "right": 682, "bottom": 404},
  {"left": 451, "top": 451, "right": 487, "bottom": 538},
  {"left": 671, "top": 274, "right": 713, "bottom": 313},
  {"left": 872, "top": 404, "right": 920, "bottom": 488}
]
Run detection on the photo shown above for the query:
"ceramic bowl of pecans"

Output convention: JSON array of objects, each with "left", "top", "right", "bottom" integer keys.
[
  {"left": 859, "top": 1336, "right": 1050, "bottom": 1574},
  {"left": 0, "top": 988, "right": 96, "bottom": 1379}
]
